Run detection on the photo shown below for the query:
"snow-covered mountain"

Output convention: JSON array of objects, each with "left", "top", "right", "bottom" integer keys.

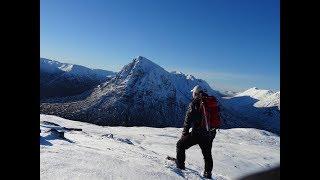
[
  {"left": 40, "top": 56, "right": 280, "bottom": 134},
  {"left": 40, "top": 56, "right": 220, "bottom": 127},
  {"left": 221, "top": 87, "right": 280, "bottom": 134},
  {"left": 40, "top": 58, "right": 116, "bottom": 99},
  {"left": 235, "top": 87, "right": 280, "bottom": 110},
  {"left": 40, "top": 58, "right": 115, "bottom": 78},
  {"left": 40, "top": 114, "right": 280, "bottom": 180},
  {"left": 221, "top": 90, "right": 239, "bottom": 97}
]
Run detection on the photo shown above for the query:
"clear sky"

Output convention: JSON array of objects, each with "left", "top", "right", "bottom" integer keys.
[{"left": 41, "top": 0, "right": 279, "bottom": 92}]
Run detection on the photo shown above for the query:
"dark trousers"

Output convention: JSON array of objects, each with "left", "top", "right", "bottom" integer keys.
[{"left": 176, "top": 131, "right": 215, "bottom": 172}]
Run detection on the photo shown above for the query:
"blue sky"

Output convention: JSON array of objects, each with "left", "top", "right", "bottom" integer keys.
[{"left": 41, "top": 0, "right": 279, "bottom": 92}]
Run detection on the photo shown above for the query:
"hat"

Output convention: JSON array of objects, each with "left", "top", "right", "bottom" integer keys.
[{"left": 191, "top": 85, "right": 203, "bottom": 93}]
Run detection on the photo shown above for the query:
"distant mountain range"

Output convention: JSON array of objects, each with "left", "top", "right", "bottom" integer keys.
[
  {"left": 40, "top": 56, "right": 280, "bottom": 135},
  {"left": 40, "top": 58, "right": 115, "bottom": 99},
  {"left": 221, "top": 87, "right": 280, "bottom": 134},
  {"left": 221, "top": 90, "right": 239, "bottom": 97}
]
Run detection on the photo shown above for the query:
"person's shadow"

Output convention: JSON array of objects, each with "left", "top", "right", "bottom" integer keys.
[
  {"left": 40, "top": 129, "right": 75, "bottom": 146},
  {"left": 40, "top": 136, "right": 53, "bottom": 146}
]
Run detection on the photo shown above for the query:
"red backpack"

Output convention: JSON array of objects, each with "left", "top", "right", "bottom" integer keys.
[{"left": 200, "top": 95, "right": 221, "bottom": 130}]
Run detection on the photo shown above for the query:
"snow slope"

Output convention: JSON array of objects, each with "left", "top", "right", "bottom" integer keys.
[{"left": 40, "top": 114, "right": 279, "bottom": 180}]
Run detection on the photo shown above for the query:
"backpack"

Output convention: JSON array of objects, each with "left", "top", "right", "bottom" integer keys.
[{"left": 200, "top": 95, "right": 221, "bottom": 130}]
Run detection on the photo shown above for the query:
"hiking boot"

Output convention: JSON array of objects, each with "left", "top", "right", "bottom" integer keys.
[
  {"left": 203, "top": 171, "right": 212, "bottom": 179},
  {"left": 175, "top": 160, "right": 185, "bottom": 170}
]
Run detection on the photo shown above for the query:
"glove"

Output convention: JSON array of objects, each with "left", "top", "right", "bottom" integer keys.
[{"left": 181, "top": 129, "right": 189, "bottom": 138}]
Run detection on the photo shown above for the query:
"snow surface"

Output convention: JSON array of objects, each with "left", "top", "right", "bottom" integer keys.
[{"left": 40, "top": 114, "right": 279, "bottom": 180}]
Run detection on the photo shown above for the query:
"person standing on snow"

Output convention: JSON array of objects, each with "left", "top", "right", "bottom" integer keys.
[{"left": 175, "top": 85, "right": 220, "bottom": 179}]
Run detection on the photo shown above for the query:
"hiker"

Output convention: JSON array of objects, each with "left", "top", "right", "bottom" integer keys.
[{"left": 175, "top": 85, "right": 220, "bottom": 179}]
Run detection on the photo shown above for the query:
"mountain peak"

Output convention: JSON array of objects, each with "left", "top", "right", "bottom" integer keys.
[
  {"left": 135, "top": 56, "right": 148, "bottom": 61},
  {"left": 117, "top": 56, "right": 167, "bottom": 79},
  {"left": 132, "top": 56, "right": 152, "bottom": 65},
  {"left": 132, "top": 56, "right": 162, "bottom": 69}
]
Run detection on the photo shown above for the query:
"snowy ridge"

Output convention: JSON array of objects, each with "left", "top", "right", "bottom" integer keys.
[
  {"left": 255, "top": 91, "right": 280, "bottom": 110},
  {"left": 40, "top": 58, "right": 115, "bottom": 78},
  {"left": 40, "top": 114, "right": 279, "bottom": 180},
  {"left": 236, "top": 87, "right": 273, "bottom": 98}
]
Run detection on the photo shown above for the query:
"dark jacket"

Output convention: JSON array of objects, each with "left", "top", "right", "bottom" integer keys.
[{"left": 182, "top": 92, "right": 212, "bottom": 136}]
